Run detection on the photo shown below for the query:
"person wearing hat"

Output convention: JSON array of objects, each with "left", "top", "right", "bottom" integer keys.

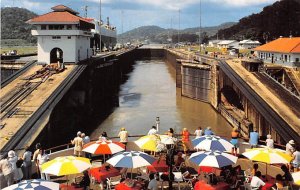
[
  {"left": 8, "top": 150, "right": 23, "bottom": 183},
  {"left": 71, "top": 131, "right": 84, "bottom": 157},
  {"left": 118, "top": 128, "right": 128, "bottom": 150},
  {"left": 0, "top": 153, "right": 14, "bottom": 188},
  {"left": 204, "top": 126, "right": 214, "bottom": 135},
  {"left": 181, "top": 128, "right": 190, "bottom": 155},
  {"left": 286, "top": 140, "right": 295, "bottom": 156}
]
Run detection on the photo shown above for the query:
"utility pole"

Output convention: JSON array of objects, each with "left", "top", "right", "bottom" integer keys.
[
  {"left": 121, "top": 10, "right": 124, "bottom": 45},
  {"left": 99, "top": 0, "right": 102, "bottom": 52},
  {"left": 178, "top": 9, "right": 181, "bottom": 44},
  {"left": 199, "top": 0, "right": 202, "bottom": 53}
]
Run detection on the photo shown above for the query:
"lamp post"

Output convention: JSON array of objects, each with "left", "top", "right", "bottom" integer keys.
[
  {"left": 156, "top": 117, "right": 160, "bottom": 133},
  {"left": 178, "top": 9, "right": 180, "bottom": 44},
  {"left": 199, "top": 0, "right": 202, "bottom": 54},
  {"left": 167, "top": 145, "right": 175, "bottom": 190}
]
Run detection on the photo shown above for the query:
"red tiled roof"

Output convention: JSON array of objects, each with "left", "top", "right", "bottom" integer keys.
[
  {"left": 254, "top": 37, "right": 300, "bottom": 53},
  {"left": 51, "top": 5, "right": 79, "bottom": 14},
  {"left": 28, "top": 11, "right": 89, "bottom": 24}
]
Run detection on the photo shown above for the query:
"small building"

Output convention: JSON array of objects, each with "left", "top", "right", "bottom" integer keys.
[
  {"left": 239, "top": 40, "right": 261, "bottom": 49},
  {"left": 27, "top": 5, "right": 95, "bottom": 64},
  {"left": 254, "top": 37, "right": 300, "bottom": 67},
  {"left": 208, "top": 40, "right": 221, "bottom": 48},
  {"left": 217, "top": 40, "right": 239, "bottom": 49}
]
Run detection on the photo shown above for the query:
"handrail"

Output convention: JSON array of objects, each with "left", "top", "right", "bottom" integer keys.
[{"left": 44, "top": 133, "right": 287, "bottom": 155}]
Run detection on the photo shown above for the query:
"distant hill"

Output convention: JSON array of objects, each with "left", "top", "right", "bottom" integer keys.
[
  {"left": 118, "top": 22, "right": 236, "bottom": 43},
  {"left": 1, "top": 7, "right": 37, "bottom": 45},
  {"left": 216, "top": 0, "right": 300, "bottom": 42}
]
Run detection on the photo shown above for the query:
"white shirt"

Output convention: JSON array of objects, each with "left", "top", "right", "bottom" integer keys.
[
  {"left": 292, "top": 151, "right": 300, "bottom": 165},
  {"left": 148, "top": 179, "right": 158, "bottom": 190},
  {"left": 266, "top": 139, "right": 274, "bottom": 149},
  {"left": 0, "top": 158, "right": 13, "bottom": 175},
  {"left": 194, "top": 129, "right": 203, "bottom": 138},
  {"left": 148, "top": 128, "right": 157, "bottom": 135},
  {"left": 118, "top": 131, "right": 128, "bottom": 142},
  {"left": 286, "top": 143, "right": 295, "bottom": 155},
  {"left": 8, "top": 156, "right": 18, "bottom": 170},
  {"left": 250, "top": 176, "right": 265, "bottom": 188},
  {"left": 37, "top": 154, "right": 49, "bottom": 165}
]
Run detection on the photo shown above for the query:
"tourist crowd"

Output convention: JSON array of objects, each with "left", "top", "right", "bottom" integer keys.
[{"left": 0, "top": 125, "right": 299, "bottom": 190}]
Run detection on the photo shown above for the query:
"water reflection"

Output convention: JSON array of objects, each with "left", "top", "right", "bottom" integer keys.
[{"left": 90, "top": 60, "right": 232, "bottom": 139}]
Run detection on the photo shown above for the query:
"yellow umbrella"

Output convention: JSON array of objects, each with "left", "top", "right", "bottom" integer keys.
[
  {"left": 41, "top": 156, "right": 91, "bottom": 176},
  {"left": 242, "top": 148, "right": 292, "bottom": 164},
  {"left": 135, "top": 135, "right": 166, "bottom": 152},
  {"left": 292, "top": 171, "right": 300, "bottom": 186},
  {"left": 242, "top": 148, "right": 292, "bottom": 180}
]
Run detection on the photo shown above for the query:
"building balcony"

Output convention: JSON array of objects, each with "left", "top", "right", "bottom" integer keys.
[{"left": 31, "top": 30, "right": 93, "bottom": 37}]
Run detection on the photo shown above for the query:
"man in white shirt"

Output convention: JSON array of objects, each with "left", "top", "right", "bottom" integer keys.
[
  {"left": 37, "top": 149, "right": 50, "bottom": 180},
  {"left": 265, "top": 134, "right": 274, "bottom": 149},
  {"left": 250, "top": 171, "right": 265, "bottom": 189},
  {"left": 148, "top": 126, "right": 157, "bottom": 135},
  {"left": 71, "top": 131, "right": 84, "bottom": 157},
  {"left": 148, "top": 173, "right": 158, "bottom": 190},
  {"left": 286, "top": 140, "right": 295, "bottom": 156},
  {"left": 194, "top": 127, "right": 203, "bottom": 138},
  {"left": 0, "top": 154, "right": 14, "bottom": 188},
  {"left": 118, "top": 128, "right": 129, "bottom": 149}
]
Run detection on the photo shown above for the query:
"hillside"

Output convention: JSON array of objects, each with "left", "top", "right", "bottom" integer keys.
[
  {"left": 1, "top": 7, "right": 37, "bottom": 45},
  {"left": 216, "top": 0, "right": 300, "bottom": 42},
  {"left": 118, "top": 22, "right": 236, "bottom": 43}
]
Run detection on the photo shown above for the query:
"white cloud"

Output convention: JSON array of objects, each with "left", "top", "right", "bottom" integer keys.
[
  {"left": 121, "top": 0, "right": 278, "bottom": 10},
  {"left": 125, "top": 0, "right": 199, "bottom": 10},
  {"left": 86, "top": 0, "right": 113, "bottom": 4},
  {"left": 209, "top": 0, "right": 278, "bottom": 7}
]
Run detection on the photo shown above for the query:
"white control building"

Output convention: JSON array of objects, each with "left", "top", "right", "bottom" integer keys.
[{"left": 27, "top": 5, "right": 94, "bottom": 64}]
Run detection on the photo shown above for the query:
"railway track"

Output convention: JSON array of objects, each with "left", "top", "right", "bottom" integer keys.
[
  {"left": 218, "top": 60, "right": 300, "bottom": 143},
  {"left": 0, "top": 81, "right": 42, "bottom": 121}
]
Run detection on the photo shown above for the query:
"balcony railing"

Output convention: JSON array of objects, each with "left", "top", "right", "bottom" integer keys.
[{"left": 31, "top": 30, "right": 93, "bottom": 37}]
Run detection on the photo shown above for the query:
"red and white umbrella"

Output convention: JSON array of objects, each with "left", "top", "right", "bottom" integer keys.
[{"left": 82, "top": 140, "right": 125, "bottom": 155}]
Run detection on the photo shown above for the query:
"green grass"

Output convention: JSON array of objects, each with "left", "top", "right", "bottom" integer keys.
[{"left": 1, "top": 46, "right": 37, "bottom": 55}]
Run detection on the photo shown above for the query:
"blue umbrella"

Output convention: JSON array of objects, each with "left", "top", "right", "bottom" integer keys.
[
  {"left": 3, "top": 179, "right": 59, "bottom": 190},
  {"left": 192, "top": 135, "right": 233, "bottom": 152},
  {"left": 106, "top": 151, "right": 156, "bottom": 168},
  {"left": 189, "top": 150, "right": 238, "bottom": 168}
]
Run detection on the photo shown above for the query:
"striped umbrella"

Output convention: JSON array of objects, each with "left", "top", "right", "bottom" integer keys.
[
  {"left": 3, "top": 179, "right": 59, "bottom": 190},
  {"left": 292, "top": 171, "right": 300, "bottom": 185},
  {"left": 242, "top": 148, "right": 292, "bottom": 164},
  {"left": 243, "top": 148, "right": 293, "bottom": 180},
  {"left": 106, "top": 151, "right": 156, "bottom": 168},
  {"left": 41, "top": 156, "right": 91, "bottom": 176},
  {"left": 135, "top": 135, "right": 163, "bottom": 152},
  {"left": 82, "top": 140, "right": 125, "bottom": 155},
  {"left": 189, "top": 150, "right": 238, "bottom": 168},
  {"left": 192, "top": 135, "right": 233, "bottom": 152}
]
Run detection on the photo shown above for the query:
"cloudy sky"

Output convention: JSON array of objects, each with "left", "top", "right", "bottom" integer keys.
[{"left": 1, "top": 0, "right": 278, "bottom": 33}]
